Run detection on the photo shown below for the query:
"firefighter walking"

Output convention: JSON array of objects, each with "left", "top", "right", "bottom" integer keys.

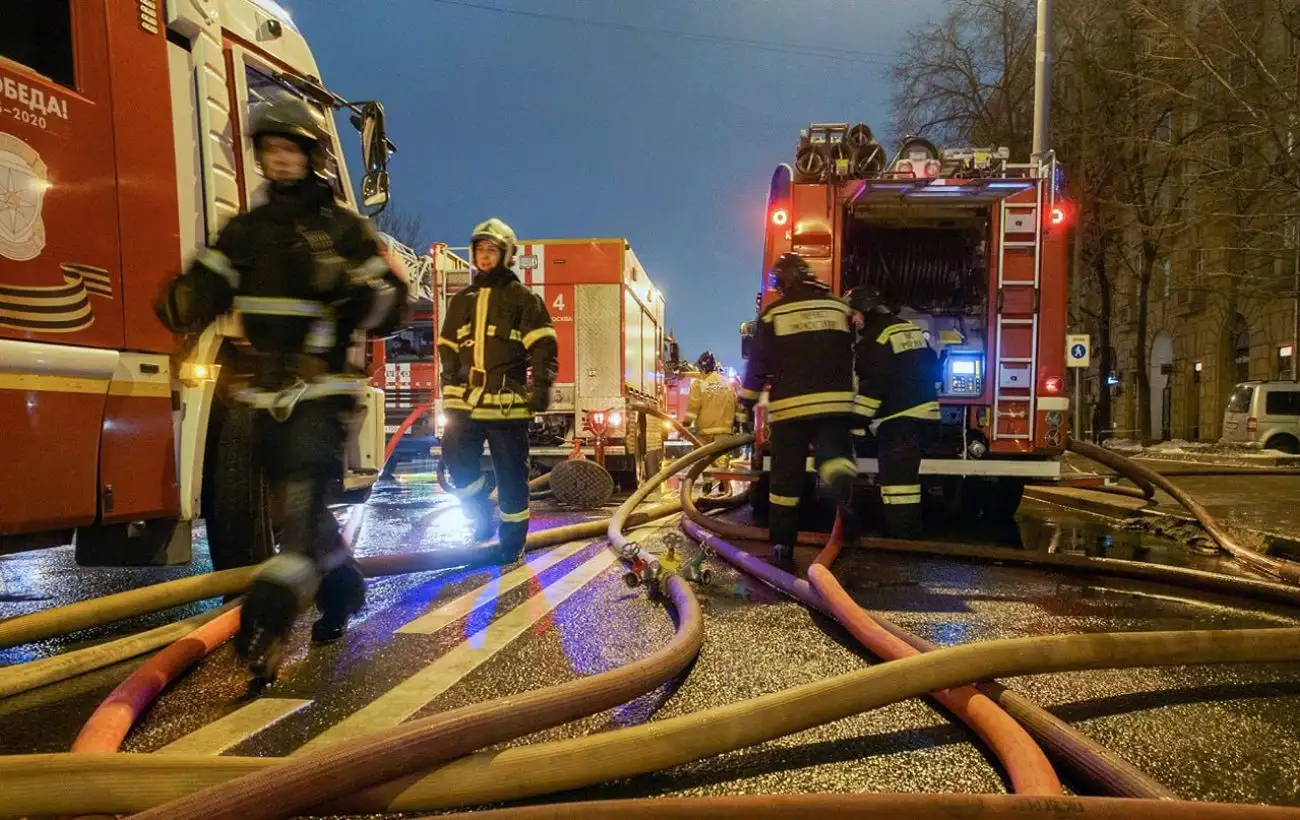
[
  {"left": 846, "top": 284, "right": 940, "bottom": 539},
  {"left": 739, "top": 253, "right": 859, "bottom": 568},
  {"left": 155, "top": 99, "right": 409, "bottom": 679},
  {"left": 438, "top": 218, "right": 558, "bottom": 564},
  {"left": 684, "top": 350, "right": 736, "bottom": 493}
]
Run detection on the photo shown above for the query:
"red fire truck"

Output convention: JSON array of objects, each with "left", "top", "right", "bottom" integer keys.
[
  {"left": 431, "top": 238, "right": 669, "bottom": 484},
  {"left": 743, "top": 123, "right": 1071, "bottom": 521},
  {"left": 0, "top": 0, "right": 397, "bottom": 566}
]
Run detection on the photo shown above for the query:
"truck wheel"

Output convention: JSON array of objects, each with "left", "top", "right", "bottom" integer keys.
[{"left": 203, "top": 399, "right": 275, "bottom": 572}]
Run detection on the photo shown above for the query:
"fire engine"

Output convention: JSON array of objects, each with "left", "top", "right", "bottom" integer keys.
[
  {"left": 368, "top": 241, "right": 470, "bottom": 467},
  {"left": 430, "top": 238, "right": 669, "bottom": 485},
  {"left": 743, "top": 122, "right": 1071, "bottom": 521},
  {"left": 0, "top": 0, "right": 399, "bottom": 567}
]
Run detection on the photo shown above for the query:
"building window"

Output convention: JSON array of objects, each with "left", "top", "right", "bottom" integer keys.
[
  {"left": 1161, "top": 258, "right": 1171, "bottom": 298},
  {"left": 0, "top": 0, "right": 76, "bottom": 89}
]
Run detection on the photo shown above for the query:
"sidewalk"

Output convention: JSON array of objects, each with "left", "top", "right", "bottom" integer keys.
[
  {"left": 1099, "top": 438, "right": 1300, "bottom": 468},
  {"left": 1029, "top": 465, "right": 1300, "bottom": 552}
]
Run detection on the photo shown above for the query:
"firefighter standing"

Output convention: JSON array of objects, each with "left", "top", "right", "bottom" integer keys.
[
  {"left": 846, "top": 284, "right": 941, "bottom": 539},
  {"left": 739, "top": 253, "right": 859, "bottom": 567},
  {"left": 685, "top": 350, "right": 737, "bottom": 493},
  {"left": 155, "top": 99, "right": 410, "bottom": 679},
  {"left": 438, "top": 218, "right": 558, "bottom": 564}
]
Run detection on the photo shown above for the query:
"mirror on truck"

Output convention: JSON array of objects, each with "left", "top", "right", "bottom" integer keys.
[{"left": 352, "top": 102, "right": 394, "bottom": 215}]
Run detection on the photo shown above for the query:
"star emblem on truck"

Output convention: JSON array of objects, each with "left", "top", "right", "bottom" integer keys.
[{"left": 0, "top": 132, "right": 49, "bottom": 262}]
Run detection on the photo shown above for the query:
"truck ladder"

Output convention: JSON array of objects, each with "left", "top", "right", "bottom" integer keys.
[{"left": 991, "top": 184, "right": 1043, "bottom": 448}]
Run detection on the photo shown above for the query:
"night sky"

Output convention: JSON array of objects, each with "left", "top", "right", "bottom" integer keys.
[{"left": 292, "top": 0, "right": 948, "bottom": 369}]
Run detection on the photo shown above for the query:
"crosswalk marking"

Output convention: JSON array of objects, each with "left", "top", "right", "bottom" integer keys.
[
  {"left": 157, "top": 698, "right": 311, "bottom": 755},
  {"left": 396, "top": 541, "right": 590, "bottom": 635},
  {"left": 294, "top": 548, "right": 620, "bottom": 755}
]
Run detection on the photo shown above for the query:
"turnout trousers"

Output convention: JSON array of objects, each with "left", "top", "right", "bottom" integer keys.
[
  {"left": 767, "top": 416, "right": 857, "bottom": 549},
  {"left": 239, "top": 395, "right": 366, "bottom": 661},
  {"left": 443, "top": 416, "right": 532, "bottom": 554},
  {"left": 877, "top": 416, "right": 925, "bottom": 539}
]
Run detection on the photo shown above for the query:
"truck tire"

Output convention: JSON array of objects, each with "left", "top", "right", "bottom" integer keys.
[{"left": 203, "top": 399, "right": 275, "bottom": 572}]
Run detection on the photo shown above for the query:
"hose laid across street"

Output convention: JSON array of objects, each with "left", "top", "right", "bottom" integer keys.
[
  {"left": 3, "top": 435, "right": 1297, "bottom": 815},
  {"left": 3, "top": 625, "right": 1298, "bottom": 815},
  {"left": 1068, "top": 439, "right": 1300, "bottom": 584},
  {"left": 807, "top": 512, "right": 1063, "bottom": 796},
  {"left": 121, "top": 439, "right": 746, "bottom": 819},
  {"left": 427, "top": 794, "right": 1300, "bottom": 820},
  {"left": 677, "top": 453, "right": 1176, "bottom": 801}
]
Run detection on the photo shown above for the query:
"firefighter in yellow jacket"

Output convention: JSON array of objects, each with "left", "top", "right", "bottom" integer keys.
[
  {"left": 438, "top": 218, "right": 558, "bottom": 564},
  {"left": 685, "top": 350, "right": 736, "bottom": 492}
]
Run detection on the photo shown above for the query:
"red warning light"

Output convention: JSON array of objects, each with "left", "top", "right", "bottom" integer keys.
[
  {"left": 1051, "top": 207, "right": 1066, "bottom": 225},
  {"left": 1044, "top": 377, "right": 1063, "bottom": 394},
  {"left": 771, "top": 208, "right": 789, "bottom": 226}
]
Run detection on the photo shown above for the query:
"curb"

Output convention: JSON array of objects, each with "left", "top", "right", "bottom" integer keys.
[{"left": 1025, "top": 486, "right": 1300, "bottom": 553}]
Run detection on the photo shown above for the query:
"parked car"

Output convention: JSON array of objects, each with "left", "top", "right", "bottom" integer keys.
[{"left": 1220, "top": 380, "right": 1300, "bottom": 453}]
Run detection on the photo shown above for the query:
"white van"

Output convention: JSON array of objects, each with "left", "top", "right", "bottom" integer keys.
[{"left": 1220, "top": 380, "right": 1300, "bottom": 453}]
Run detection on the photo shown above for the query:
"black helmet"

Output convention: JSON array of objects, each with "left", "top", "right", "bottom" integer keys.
[
  {"left": 846, "top": 284, "right": 886, "bottom": 315},
  {"left": 770, "top": 252, "right": 814, "bottom": 293},
  {"left": 250, "top": 99, "right": 326, "bottom": 149},
  {"left": 696, "top": 350, "right": 718, "bottom": 373}
]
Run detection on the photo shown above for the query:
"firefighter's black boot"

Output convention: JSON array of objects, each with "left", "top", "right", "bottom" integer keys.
[
  {"left": 464, "top": 494, "right": 496, "bottom": 543},
  {"left": 311, "top": 561, "right": 366, "bottom": 644},
  {"left": 772, "top": 543, "right": 797, "bottom": 573},
  {"left": 236, "top": 578, "right": 301, "bottom": 683},
  {"left": 883, "top": 505, "right": 924, "bottom": 540}
]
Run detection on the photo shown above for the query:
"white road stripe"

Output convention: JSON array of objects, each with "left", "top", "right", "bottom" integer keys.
[
  {"left": 157, "top": 698, "right": 311, "bottom": 755},
  {"left": 294, "top": 548, "right": 620, "bottom": 755},
  {"left": 397, "top": 541, "right": 590, "bottom": 635}
]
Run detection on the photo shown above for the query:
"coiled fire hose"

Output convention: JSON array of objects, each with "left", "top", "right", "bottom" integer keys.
[{"left": 125, "top": 439, "right": 745, "bottom": 820}]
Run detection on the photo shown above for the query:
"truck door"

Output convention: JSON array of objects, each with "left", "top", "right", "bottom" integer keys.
[{"left": 0, "top": 3, "right": 125, "bottom": 534}]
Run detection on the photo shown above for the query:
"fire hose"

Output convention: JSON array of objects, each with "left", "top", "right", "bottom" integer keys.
[
  {"left": 123, "top": 438, "right": 746, "bottom": 819},
  {"left": 676, "top": 452, "right": 1172, "bottom": 800},
  {"left": 2, "top": 622, "right": 1298, "bottom": 816},
  {"left": 432, "top": 795, "right": 1300, "bottom": 820},
  {"left": 3, "top": 440, "right": 1299, "bottom": 814},
  {"left": 1068, "top": 439, "right": 1300, "bottom": 584}
]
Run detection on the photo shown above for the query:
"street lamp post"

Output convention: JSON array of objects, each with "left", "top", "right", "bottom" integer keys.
[{"left": 1032, "top": 0, "right": 1054, "bottom": 162}]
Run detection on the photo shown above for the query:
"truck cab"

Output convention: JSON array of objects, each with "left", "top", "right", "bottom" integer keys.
[
  {"left": 0, "top": 1, "right": 397, "bottom": 566},
  {"left": 744, "top": 123, "right": 1073, "bottom": 522}
]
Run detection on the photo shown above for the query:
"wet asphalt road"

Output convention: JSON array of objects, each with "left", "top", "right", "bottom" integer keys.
[{"left": 2, "top": 477, "right": 1300, "bottom": 814}]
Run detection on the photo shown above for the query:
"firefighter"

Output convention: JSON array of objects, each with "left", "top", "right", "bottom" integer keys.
[
  {"left": 738, "top": 253, "right": 859, "bottom": 568},
  {"left": 154, "top": 99, "right": 410, "bottom": 679},
  {"left": 846, "top": 284, "right": 941, "bottom": 540},
  {"left": 437, "top": 218, "right": 558, "bottom": 564},
  {"left": 685, "top": 350, "right": 737, "bottom": 493}
]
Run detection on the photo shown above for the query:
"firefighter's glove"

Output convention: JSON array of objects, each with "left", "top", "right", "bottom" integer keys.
[{"left": 528, "top": 383, "right": 552, "bottom": 414}]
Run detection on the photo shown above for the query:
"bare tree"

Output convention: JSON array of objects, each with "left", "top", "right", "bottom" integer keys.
[
  {"left": 371, "top": 205, "right": 430, "bottom": 254},
  {"left": 1129, "top": 0, "right": 1300, "bottom": 306},
  {"left": 888, "top": 0, "right": 1037, "bottom": 154}
]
